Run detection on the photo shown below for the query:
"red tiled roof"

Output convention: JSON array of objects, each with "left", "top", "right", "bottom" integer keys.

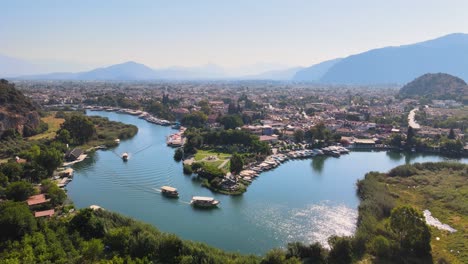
[
  {"left": 34, "top": 209, "right": 55, "bottom": 218},
  {"left": 27, "top": 194, "right": 50, "bottom": 206}
]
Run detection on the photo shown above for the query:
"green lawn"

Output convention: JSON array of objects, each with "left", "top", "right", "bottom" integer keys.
[
  {"left": 28, "top": 113, "right": 65, "bottom": 141},
  {"left": 382, "top": 166, "right": 467, "bottom": 263},
  {"left": 194, "top": 149, "right": 231, "bottom": 161}
]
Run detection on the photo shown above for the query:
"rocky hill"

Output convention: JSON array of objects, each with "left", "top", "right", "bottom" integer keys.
[
  {"left": 399, "top": 73, "right": 468, "bottom": 101},
  {"left": 0, "top": 79, "right": 40, "bottom": 136}
]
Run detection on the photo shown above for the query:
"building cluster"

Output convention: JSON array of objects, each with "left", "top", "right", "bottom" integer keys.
[{"left": 15, "top": 80, "right": 465, "bottom": 146}]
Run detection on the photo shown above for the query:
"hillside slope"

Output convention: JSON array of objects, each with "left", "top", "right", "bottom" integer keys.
[
  {"left": 293, "top": 58, "right": 342, "bottom": 81},
  {"left": 319, "top": 33, "right": 468, "bottom": 84},
  {"left": 399, "top": 73, "right": 468, "bottom": 101},
  {"left": 0, "top": 79, "right": 40, "bottom": 136}
]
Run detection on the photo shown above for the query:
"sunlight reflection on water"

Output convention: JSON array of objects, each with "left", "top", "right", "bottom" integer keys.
[{"left": 248, "top": 201, "right": 358, "bottom": 248}]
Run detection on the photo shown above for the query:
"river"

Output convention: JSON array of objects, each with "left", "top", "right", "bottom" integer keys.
[{"left": 66, "top": 111, "right": 466, "bottom": 254}]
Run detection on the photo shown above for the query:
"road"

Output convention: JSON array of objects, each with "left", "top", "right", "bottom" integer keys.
[{"left": 408, "top": 108, "right": 421, "bottom": 129}]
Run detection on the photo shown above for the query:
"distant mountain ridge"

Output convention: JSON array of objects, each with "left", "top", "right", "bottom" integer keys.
[
  {"left": 4, "top": 33, "right": 468, "bottom": 82},
  {"left": 319, "top": 33, "right": 468, "bottom": 84},
  {"left": 399, "top": 73, "right": 468, "bottom": 102},
  {"left": 293, "top": 58, "right": 342, "bottom": 81}
]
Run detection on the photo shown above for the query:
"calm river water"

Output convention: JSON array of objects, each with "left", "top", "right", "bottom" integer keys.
[{"left": 66, "top": 111, "right": 467, "bottom": 254}]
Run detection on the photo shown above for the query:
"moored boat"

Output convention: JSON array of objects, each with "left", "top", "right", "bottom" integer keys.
[
  {"left": 161, "top": 186, "right": 179, "bottom": 198},
  {"left": 190, "top": 196, "right": 220, "bottom": 208}
]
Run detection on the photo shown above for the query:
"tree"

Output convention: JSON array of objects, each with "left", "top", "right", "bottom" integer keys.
[
  {"left": 230, "top": 153, "right": 244, "bottom": 174},
  {"left": 173, "top": 148, "right": 184, "bottom": 162},
  {"left": 198, "top": 100, "right": 211, "bottom": 115},
  {"left": 69, "top": 209, "right": 105, "bottom": 239},
  {"left": 293, "top": 129, "right": 305, "bottom": 143},
  {"left": 181, "top": 112, "right": 207, "bottom": 128},
  {"left": 390, "top": 206, "right": 431, "bottom": 256},
  {"left": 56, "top": 129, "right": 71, "bottom": 144},
  {"left": 389, "top": 134, "right": 404, "bottom": 148},
  {"left": 61, "top": 115, "right": 96, "bottom": 144},
  {"left": 41, "top": 180, "right": 66, "bottom": 206},
  {"left": 0, "top": 201, "right": 37, "bottom": 241},
  {"left": 448, "top": 128, "right": 456, "bottom": 139},
  {"left": 371, "top": 235, "right": 391, "bottom": 258},
  {"left": 406, "top": 126, "right": 415, "bottom": 149},
  {"left": 219, "top": 114, "right": 244, "bottom": 130},
  {"left": 104, "top": 227, "right": 131, "bottom": 254},
  {"left": 228, "top": 102, "right": 239, "bottom": 114},
  {"left": 261, "top": 249, "right": 300, "bottom": 264},
  {"left": 328, "top": 236, "right": 353, "bottom": 264},
  {"left": 1, "top": 162, "right": 24, "bottom": 182},
  {"left": 5, "top": 181, "right": 35, "bottom": 201},
  {"left": 440, "top": 139, "right": 463, "bottom": 155},
  {"left": 82, "top": 238, "right": 104, "bottom": 262},
  {"left": 36, "top": 146, "right": 63, "bottom": 176}
]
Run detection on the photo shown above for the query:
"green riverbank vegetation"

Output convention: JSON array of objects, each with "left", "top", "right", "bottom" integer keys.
[
  {"left": 177, "top": 128, "right": 270, "bottom": 195},
  {"left": 1, "top": 156, "right": 467, "bottom": 263}
]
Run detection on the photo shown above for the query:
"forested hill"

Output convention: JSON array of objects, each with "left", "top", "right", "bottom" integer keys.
[
  {"left": 0, "top": 79, "right": 40, "bottom": 137},
  {"left": 399, "top": 73, "right": 468, "bottom": 101}
]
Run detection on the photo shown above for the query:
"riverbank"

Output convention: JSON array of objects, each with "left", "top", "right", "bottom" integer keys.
[
  {"left": 67, "top": 110, "right": 467, "bottom": 254},
  {"left": 355, "top": 162, "right": 467, "bottom": 263}
]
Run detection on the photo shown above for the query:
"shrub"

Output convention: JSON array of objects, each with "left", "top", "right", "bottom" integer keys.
[
  {"left": 388, "top": 164, "right": 418, "bottom": 177},
  {"left": 371, "top": 235, "right": 391, "bottom": 258},
  {"left": 183, "top": 164, "right": 193, "bottom": 175}
]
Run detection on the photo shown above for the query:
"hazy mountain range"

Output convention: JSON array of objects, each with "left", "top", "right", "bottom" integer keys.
[{"left": 2, "top": 33, "right": 468, "bottom": 83}]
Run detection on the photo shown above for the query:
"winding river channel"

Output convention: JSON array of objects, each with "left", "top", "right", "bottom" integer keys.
[{"left": 66, "top": 111, "right": 467, "bottom": 255}]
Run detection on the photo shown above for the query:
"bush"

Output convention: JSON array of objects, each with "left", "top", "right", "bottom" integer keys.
[
  {"left": 183, "top": 164, "right": 193, "bottom": 175},
  {"left": 327, "top": 236, "right": 352, "bottom": 264},
  {"left": 371, "top": 235, "right": 391, "bottom": 258},
  {"left": 0, "top": 201, "right": 37, "bottom": 241},
  {"left": 174, "top": 148, "right": 184, "bottom": 162},
  {"left": 5, "top": 181, "right": 35, "bottom": 201},
  {"left": 388, "top": 164, "right": 418, "bottom": 177}
]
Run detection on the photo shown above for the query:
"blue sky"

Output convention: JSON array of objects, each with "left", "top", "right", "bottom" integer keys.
[{"left": 2, "top": 0, "right": 468, "bottom": 70}]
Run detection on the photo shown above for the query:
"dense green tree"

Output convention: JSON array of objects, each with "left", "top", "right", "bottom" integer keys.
[
  {"left": 173, "top": 148, "right": 184, "bottom": 161},
  {"left": 406, "top": 126, "right": 416, "bottom": 149},
  {"left": 0, "top": 201, "right": 37, "bottom": 241},
  {"left": 69, "top": 209, "right": 105, "bottom": 239},
  {"left": 41, "top": 179, "right": 66, "bottom": 206},
  {"left": 448, "top": 128, "right": 456, "bottom": 139},
  {"left": 261, "top": 249, "right": 300, "bottom": 264},
  {"left": 389, "top": 134, "right": 404, "bottom": 148},
  {"left": 158, "top": 234, "right": 183, "bottom": 263},
  {"left": 371, "top": 235, "right": 391, "bottom": 258},
  {"left": 218, "top": 114, "right": 244, "bottom": 130},
  {"left": 293, "top": 129, "right": 305, "bottom": 143},
  {"left": 198, "top": 100, "right": 212, "bottom": 115},
  {"left": 56, "top": 129, "right": 71, "bottom": 144},
  {"left": 0, "top": 161, "right": 24, "bottom": 182},
  {"left": 440, "top": 139, "right": 464, "bottom": 155},
  {"left": 327, "top": 236, "right": 353, "bottom": 264},
  {"left": 286, "top": 242, "right": 327, "bottom": 263},
  {"left": 60, "top": 114, "right": 96, "bottom": 144},
  {"left": 104, "top": 227, "right": 132, "bottom": 254},
  {"left": 228, "top": 102, "right": 240, "bottom": 114},
  {"left": 181, "top": 111, "right": 207, "bottom": 128},
  {"left": 230, "top": 153, "right": 244, "bottom": 174},
  {"left": 36, "top": 146, "right": 63, "bottom": 176},
  {"left": 81, "top": 238, "right": 104, "bottom": 262},
  {"left": 390, "top": 206, "right": 431, "bottom": 257},
  {"left": 5, "top": 181, "right": 35, "bottom": 201}
]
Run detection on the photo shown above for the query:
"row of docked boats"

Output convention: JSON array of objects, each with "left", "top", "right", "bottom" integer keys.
[
  {"left": 237, "top": 146, "right": 350, "bottom": 182},
  {"left": 86, "top": 106, "right": 174, "bottom": 126},
  {"left": 160, "top": 186, "right": 220, "bottom": 208}
]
